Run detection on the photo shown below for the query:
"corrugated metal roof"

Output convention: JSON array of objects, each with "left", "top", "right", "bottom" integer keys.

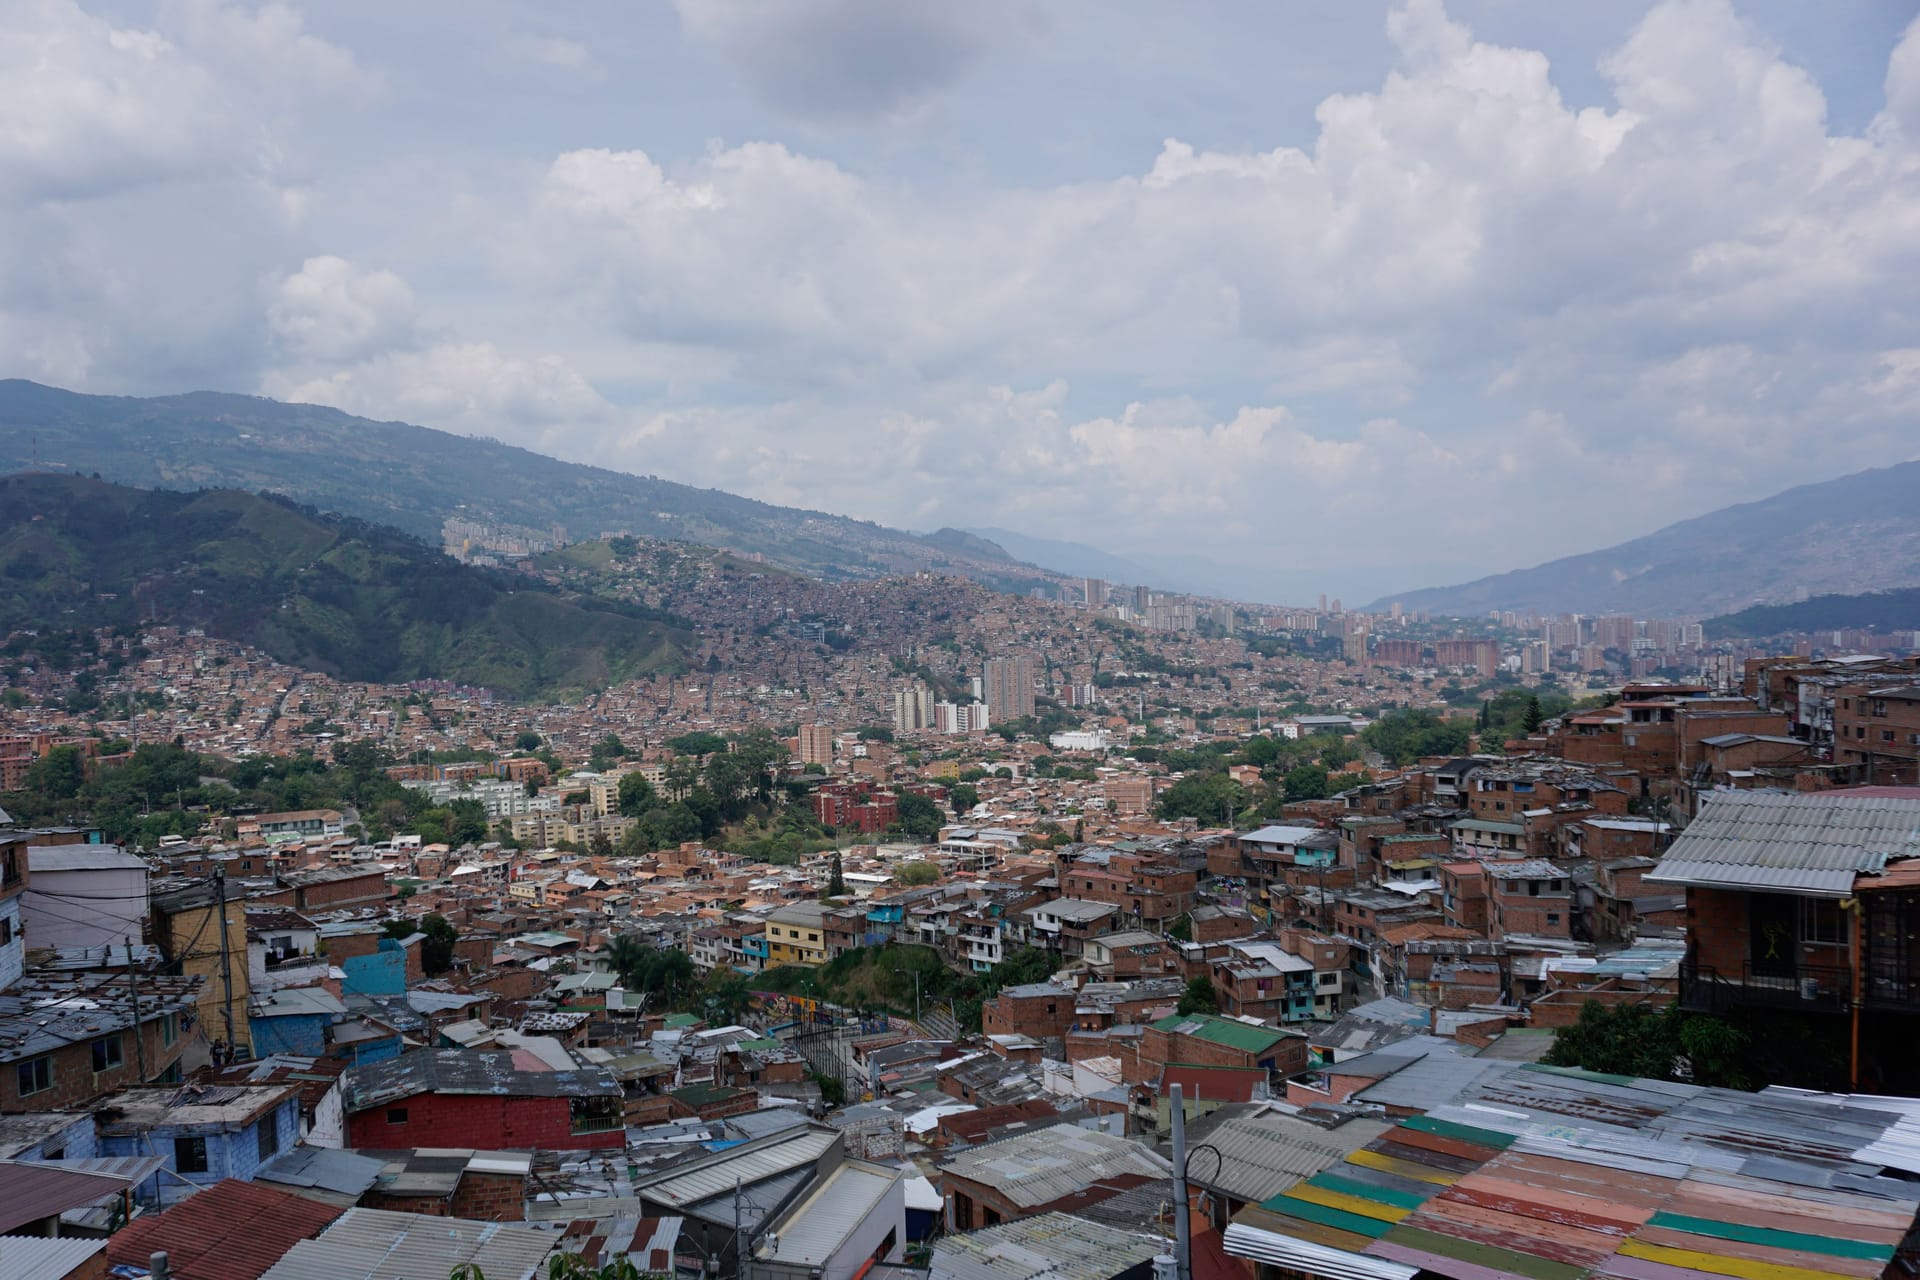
[
  {"left": 1191, "top": 1112, "right": 1390, "bottom": 1204},
  {"left": 0, "top": 1234, "right": 107, "bottom": 1280},
  {"left": 759, "top": 1160, "right": 900, "bottom": 1266},
  {"left": 258, "top": 1207, "right": 554, "bottom": 1280},
  {"left": 937, "top": 1124, "right": 1170, "bottom": 1209},
  {"left": 932, "top": 1212, "right": 1167, "bottom": 1280},
  {"left": 1647, "top": 790, "right": 1920, "bottom": 897},
  {"left": 635, "top": 1129, "right": 837, "bottom": 1208},
  {"left": 108, "top": 1177, "right": 343, "bottom": 1280},
  {"left": 0, "top": 1160, "right": 130, "bottom": 1234}
]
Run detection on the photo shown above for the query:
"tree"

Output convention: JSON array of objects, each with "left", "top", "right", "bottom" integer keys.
[
  {"left": 588, "top": 832, "right": 613, "bottom": 858},
  {"left": 617, "top": 772, "right": 658, "bottom": 817},
  {"left": 856, "top": 725, "right": 894, "bottom": 742},
  {"left": 666, "top": 731, "right": 728, "bottom": 757},
  {"left": 25, "top": 745, "right": 86, "bottom": 804},
  {"left": 1282, "top": 764, "right": 1330, "bottom": 801},
  {"left": 420, "top": 913, "right": 458, "bottom": 975},
  {"left": 514, "top": 731, "right": 542, "bottom": 751},
  {"left": 589, "top": 733, "right": 628, "bottom": 770},
  {"left": 824, "top": 851, "right": 847, "bottom": 898},
  {"left": 1177, "top": 975, "right": 1219, "bottom": 1016},
  {"left": 1543, "top": 1000, "right": 1752, "bottom": 1089},
  {"left": 893, "top": 792, "right": 943, "bottom": 840},
  {"left": 896, "top": 860, "right": 939, "bottom": 886},
  {"left": 1241, "top": 735, "right": 1281, "bottom": 767},
  {"left": 1522, "top": 693, "right": 1544, "bottom": 734},
  {"left": 1362, "top": 709, "right": 1472, "bottom": 766},
  {"left": 948, "top": 783, "right": 979, "bottom": 814},
  {"left": 701, "top": 969, "right": 756, "bottom": 1025}
]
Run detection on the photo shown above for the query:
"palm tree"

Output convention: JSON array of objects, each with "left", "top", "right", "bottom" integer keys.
[{"left": 605, "top": 934, "right": 651, "bottom": 991}]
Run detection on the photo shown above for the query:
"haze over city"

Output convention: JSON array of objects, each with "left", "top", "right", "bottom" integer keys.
[{"left": 8, "top": 0, "right": 1920, "bottom": 600}]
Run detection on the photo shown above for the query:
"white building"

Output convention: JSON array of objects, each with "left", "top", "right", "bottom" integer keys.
[
  {"left": 1048, "top": 729, "right": 1113, "bottom": 752},
  {"left": 22, "top": 845, "right": 149, "bottom": 951}
]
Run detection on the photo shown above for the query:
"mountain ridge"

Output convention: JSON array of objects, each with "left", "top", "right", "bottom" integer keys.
[
  {"left": 0, "top": 380, "right": 1060, "bottom": 592},
  {"left": 1367, "top": 458, "right": 1920, "bottom": 617},
  {"left": 0, "top": 472, "right": 692, "bottom": 699}
]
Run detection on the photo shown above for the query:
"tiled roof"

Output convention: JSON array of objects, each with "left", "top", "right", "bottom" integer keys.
[{"left": 107, "top": 1178, "right": 342, "bottom": 1280}]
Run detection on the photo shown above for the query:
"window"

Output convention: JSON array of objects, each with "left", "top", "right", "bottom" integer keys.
[
  {"left": 174, "top": 1136, "right": 208, "bottom": 1174},
  {"left": 258, "top": 1118, "right": 280, "bottom": 1161},
  {"left": 16, "top": 1056, "right": 52, "bottom": 1097},
  {"left": 92, "top": 1035, "right": 124, "bottom": 1074},
  {"left": 161, "top": 1013, "right": 178, "bottom": 1047},
  {"left": 1546, "top": 913, "right": 1561, "bottom": 925},
  {"left": 1883, "top": 730, "right": 1896, "bottom": 744},
  {"left": 0, "top": 915, "right": 11, "bottom": 946},
  {"left": 386, "top": 1106, "right": 408, "bottom": 1124},
  {"left": 1801, "top": 898, "right": 1847, "bottom": 947},
  {"left": 807, "top": 932, "right": 819, "bottom": 942}
]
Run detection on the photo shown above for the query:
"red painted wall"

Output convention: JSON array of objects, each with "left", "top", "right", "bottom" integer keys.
[{"left": 346, "top": 1091, "right": 622, "bottom": 1151}]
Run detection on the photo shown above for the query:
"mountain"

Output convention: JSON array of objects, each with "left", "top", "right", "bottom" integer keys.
[
  {"left": 0, "top": 381, "right": 1038, "bottom": 587},
  {"left": 1705, "top": 588, "right": 1920, "bottom": 640},
  {"left": 1367, "top": 460, "right": 1920, "bottom": 617},
  {"left": 0, "top": 474, "right": 690, "bottom": 699},
  {"left": 962, "top": 527, "right": 1158, "bottom": 588}
]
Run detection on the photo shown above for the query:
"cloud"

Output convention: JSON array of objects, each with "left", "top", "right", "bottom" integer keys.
[
  {"left": 268, "top": 256, "right": 418, "bottom": 365},
  {"left": 263, "top": 341, "right": 622, "bottom": 439},
  {"left": 12, "top": 0, "right": 1920, "bottom": 594},
  {"left": 670, "top": 0, "right": 1042, "bottom": 124}
]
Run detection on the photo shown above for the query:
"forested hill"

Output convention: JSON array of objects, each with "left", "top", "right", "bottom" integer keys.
[
  {"left": 0, "top": 473, "right": 691, "bottom": 699},
  {"left": 1705, "top": 587, "right": 1920, "bottom": 640},
  {"left": 0, "top": 380, "right": 1057, "bottom": 589}
]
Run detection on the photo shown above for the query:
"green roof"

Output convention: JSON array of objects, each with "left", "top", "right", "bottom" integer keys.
[
  {"left": 661, "top": 1012, "right": 701, "bottom": 1028},
  {"left": 1450, "top": 818, "right": 1524, "bottom": 835},
  {"left": 1151, "top": 1012, "right": 1288, "bottom": 1052}
]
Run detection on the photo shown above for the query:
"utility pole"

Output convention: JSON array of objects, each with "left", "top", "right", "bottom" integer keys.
[
  {"left": 125, "top": 940, "right": 148, "bottom": 1081},
  {"left": 1170, "top": 1083, "right": 1193, "bottom": 1280},
  {"left": 213, "top": 870, "right": 236, "bottom": 1058}
]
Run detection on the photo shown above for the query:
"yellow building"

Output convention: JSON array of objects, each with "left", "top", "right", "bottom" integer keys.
[
  {"left": 150, "top": 879, "right": 253, "bottom": 1060},
  {"left": 765, "top": 901, "right": 831, "bottom": 967}
]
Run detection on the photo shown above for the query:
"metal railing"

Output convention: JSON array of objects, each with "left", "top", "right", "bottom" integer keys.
[{"left": 1680, "top": 960, "right": 1852, "bottom": 1013}]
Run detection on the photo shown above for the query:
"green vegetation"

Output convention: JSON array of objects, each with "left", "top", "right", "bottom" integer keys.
[
  {"left": 757, "top": 942, "right": 1057, "bottom": 1032},
  {"left": 1362, "top": 708, "right": 1473, "bottom": 765},
  {"left": 1476, "top": 688, "right": 1573, "bottom": 744},
  {"left": 1544, "top": 1001, "right": 1751, "bottom": 1089},
  {"left": 1, "top": 738, "right": 448, "bottom": 847},
  {"left": 665, "top": 731, "right": 728, "bottom": 757},
  {"left": 1176, "top": 975, "right": 1218, "bottom": 1016},
  {"left": 1706, "top": 587, "right": 1920, "bottom": 640},
  {"left": 0, "top": 474, "right": 690, "bottom": 700}
]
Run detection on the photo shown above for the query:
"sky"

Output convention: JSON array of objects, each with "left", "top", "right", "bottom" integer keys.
[{"left": 5, "top": 0, "right": 1920, "bottom": 603}]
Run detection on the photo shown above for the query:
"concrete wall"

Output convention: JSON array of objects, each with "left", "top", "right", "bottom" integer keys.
[{"left": 22, "top": 864, "right": 147, "bottom": 951}]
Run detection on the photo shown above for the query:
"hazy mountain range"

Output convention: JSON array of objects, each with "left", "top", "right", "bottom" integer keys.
[
  {"left": 1368, "top": 459, "right": 1920, "bottom": 618},
  {"left": 3, "top": 380, "right": 1917, "bottom": 620}
]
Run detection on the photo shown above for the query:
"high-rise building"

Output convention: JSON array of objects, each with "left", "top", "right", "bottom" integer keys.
[
  {"left": 893, "top": 686, "right": 935, "bottom": 733},
  {"left": 982, "top": 656, "right": 1036, "bottom": 721},
  {"left": 1085, "top": 578, "right": 1108, "bottom": 608},
  {"left": 1134, "top": 584, "right": 1152, "bottom": 611},
  {"left": 934, "top": 701, "right": 992, "bottom": 733},
  {"left": 798, "top": 724, "right": 834, "bottom": 767}
]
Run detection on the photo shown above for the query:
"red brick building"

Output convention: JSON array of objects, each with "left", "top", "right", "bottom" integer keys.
[{"left": 343, "top": 1049, "right": 624, "bottom": 1151}]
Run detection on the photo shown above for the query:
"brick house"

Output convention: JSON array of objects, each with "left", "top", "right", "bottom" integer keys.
[
  {"left": 937, "top": 1123, "right": 1170, "bottom": 1230},
  {"left": 1486, "top": 860, "right": 1574, "bottom": 941},
  {"left": 1136, "top": 1012, "right": 1306, "bottom": 1083},
  {"left": 1650, "top": 788, "right": 1920, "bottom": 1092},
  {"left": 1, "top": 971, "right": 202, "bottom": 1112},
  {"left": 1832, "top": 685, "right": 1920, "bottom": 786},
  {"left": 343, "top": 1049, "right": 624, "bottom": 1151}
]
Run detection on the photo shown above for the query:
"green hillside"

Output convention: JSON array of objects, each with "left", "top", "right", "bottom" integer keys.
[
  {"left": 1705, "top": 588, "right": 1920, "bottom": 640},
  {"left": 0, "top": 380, "right": 1044, "bottom": 586},
  {"left": 0, "top": 474, "right": 691, "bottom": 699}
]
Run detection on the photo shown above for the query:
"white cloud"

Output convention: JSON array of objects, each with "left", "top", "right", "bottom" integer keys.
[
  {"left": 263, "top": 341, "right": 621, "bottom": 438},
  {"left": 11, "top": 0, "right": 1920, "bottom": 594},
  {"left": 268, "top": 255, "right": 418, "bottom": 365}
]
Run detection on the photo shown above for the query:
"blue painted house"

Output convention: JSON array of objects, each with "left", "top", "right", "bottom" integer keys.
[
  {"left": 341, "top": 937, "right": 409, "bottom": 997},
  {"left": 248, "top": 986, "right": 348, "bottom": 1058},
  {"left": 95, "top": 1083, "right": 302, "bottom": 1205}
]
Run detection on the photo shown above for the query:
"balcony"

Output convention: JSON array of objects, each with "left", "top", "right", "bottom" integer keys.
[{"left": 1680, "top": 961, "right": 1852, "bottom": 1014}]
